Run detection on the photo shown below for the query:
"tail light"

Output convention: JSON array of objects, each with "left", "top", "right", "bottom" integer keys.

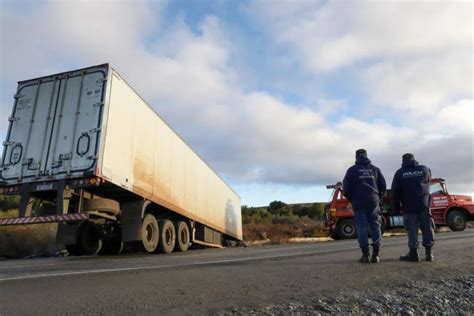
[
  {"left": 71, "top": 177, "right": 100, "bottom": 187},
  {"left": 2, "top": 186, "right": 20, "bottom": 194}
]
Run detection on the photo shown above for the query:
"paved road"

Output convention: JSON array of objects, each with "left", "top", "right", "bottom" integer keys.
[{"left": 1, "top": 230, "right": 473, "bottom": 315}]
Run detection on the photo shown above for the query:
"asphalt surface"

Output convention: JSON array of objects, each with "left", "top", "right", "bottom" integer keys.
[{"left": 1, "top": 230, "right": 473, "bottom": 315}]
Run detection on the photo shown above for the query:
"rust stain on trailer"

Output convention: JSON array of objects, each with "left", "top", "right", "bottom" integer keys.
[{"left": 132, "top": 158, "right": 153, "bottom": 194}]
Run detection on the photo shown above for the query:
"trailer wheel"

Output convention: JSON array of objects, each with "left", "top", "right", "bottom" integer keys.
[
  {"left": 100, "top": 238, "right": 124, "bottom": 255},
  {"left": 77, "top": 222, "right": 103, "bottom": 255},
  {"left": 174, "top": 221, "right": 190, "bottom": 252},
  {"left": 65, "top": 244, "right": 82, "bottom": 256},
  {"left": 159, "top": 219, "right": 176, "bottom": 254},
  {"left": 335, "top": 219, "right": 357, "bottom": 239},
  {"left": 140, "top": 213, "right": 160, "bottom": 253},
  {"left": 447, "top": 210, "right": 467, "bottom": 231},
  {"left": 83, "top": 198, "right": 120, "bottom": 216}
]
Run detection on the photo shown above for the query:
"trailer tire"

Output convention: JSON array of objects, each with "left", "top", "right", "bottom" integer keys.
[
  {"left": 83, "top": 199, "right": 120, "bottom": 216},
  {"left": 65, "top": 244, "right": 82, "bottom": 256},
  {"left": 447, "top": 210, "right": 467, "bottom": 231},
  {"left": 174, "top": 221, "right": 190, "bottom": 252},
  {"left": 77, "top": 222, "right": 103, "bottom": 255},
  {"left": 335, "top": 218, "right": 357, "bottom": 239},
  {"left": 100, "top": 238, "right": 124, "bottom": 255},
  {"left": 140, "top": 213, "right": 160, "bottom": 253},
  {"left": 159, "top": 219, "right": 176, "bottom": 254}
]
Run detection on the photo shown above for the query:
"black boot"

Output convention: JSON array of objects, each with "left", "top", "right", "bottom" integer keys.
[
  {"left": 371, "top": 246, "right": 380, "bottom": 263},
  {"left": 425, "top": 247, "right": 434, "bottom": 262},
  {"left": 359, "top": 249, "right": 370, "bottom": 263},
  {"left": 399, "top": 248, "right": 420, "bottom": 262}
]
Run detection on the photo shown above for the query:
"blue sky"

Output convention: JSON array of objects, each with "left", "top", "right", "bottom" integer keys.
[{"left": 0, "top": 0, "right": 473, "bottom": 206}]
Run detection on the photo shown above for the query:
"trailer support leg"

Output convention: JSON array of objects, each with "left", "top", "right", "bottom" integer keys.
[
  {"left": 56, "top": 180, "right": 73, "bottom": 215},
  {"left": 19, "top": 184, "right": 33, "bottom": 217}
]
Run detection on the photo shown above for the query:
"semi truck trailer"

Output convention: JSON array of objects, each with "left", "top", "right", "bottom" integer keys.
[{"left": 0, "top": 64, "right": 242, "bottom": 255}]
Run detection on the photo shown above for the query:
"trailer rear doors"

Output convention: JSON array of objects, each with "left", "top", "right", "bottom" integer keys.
[{"left": 1, "top": 65, "right": 108, "bottom": 183}]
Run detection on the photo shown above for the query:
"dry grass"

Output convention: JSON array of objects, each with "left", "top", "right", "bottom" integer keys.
[
  {"left": 243, "top": 217, "right": 329, "bottom": 244},
  {"left": 0, "top": 210, "right": 60, "bottom": 258}
]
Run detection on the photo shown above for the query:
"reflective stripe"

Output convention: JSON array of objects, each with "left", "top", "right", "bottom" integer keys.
[{"left": 0, "top": 213, "right": 88, "bottom": 226}]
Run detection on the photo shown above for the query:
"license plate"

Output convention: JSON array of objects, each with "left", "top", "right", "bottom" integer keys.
[{"left": 36, "top": 183, "right": 54, "bottom": 191}]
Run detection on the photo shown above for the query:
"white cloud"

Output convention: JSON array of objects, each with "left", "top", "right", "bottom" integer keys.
[
  {"left": 246, "top": 0, "right": 473, "bottom": 117},
  {"left": 363, "top": 50, "right": 473, "bottom": 115},
  {"left": 1, "top": 0, "right": 472, "bottom": 204},
  {"left": 434, "top": 99, "right": 474, "bottom": 134},
  {"left": 247, "top": 1, "right": 472, "bottom": 72}
]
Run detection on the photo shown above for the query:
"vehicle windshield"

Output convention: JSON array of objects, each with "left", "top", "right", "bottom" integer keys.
[{"left": 430, "top": 182, "right": 445, "bottom": 194}]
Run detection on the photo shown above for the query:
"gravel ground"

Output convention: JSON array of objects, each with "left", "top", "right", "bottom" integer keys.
[{"left": 218, "top": 276, "right": 473, "bottom": 315}]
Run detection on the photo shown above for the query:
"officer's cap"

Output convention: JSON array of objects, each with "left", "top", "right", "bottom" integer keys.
[
  {"left": 402, "top": 153, "right": 415, "bottom": 161},
  {"left": 355, "top": 149, "right": 367, "bottom": 158}
]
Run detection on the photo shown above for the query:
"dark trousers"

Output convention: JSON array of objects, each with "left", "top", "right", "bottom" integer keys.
[
  {"left": 403, "top": 209, "right": 435, "bottom": 249},
  {"left": 354, "top": 205, "right": 382, "bottom": 251}
]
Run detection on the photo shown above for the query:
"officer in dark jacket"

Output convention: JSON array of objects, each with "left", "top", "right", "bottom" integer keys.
[
  {"left": 343, "top": 149, "right": 386, "bottom": 263},
  {"left": 391, "top": 153, "right": 434, "bottom": 262}
]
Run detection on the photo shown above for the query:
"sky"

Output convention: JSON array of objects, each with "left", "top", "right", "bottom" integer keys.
[{"left": 0, "top": 0, "right": 473, "bottom": 206}]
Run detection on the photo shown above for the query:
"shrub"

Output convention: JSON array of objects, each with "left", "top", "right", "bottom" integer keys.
[
  {"left": 0, "top": 195, "right": 20, "bottom": 211},
  {"left": 268, "top": 200, "right": 286, "bottom": 215}
]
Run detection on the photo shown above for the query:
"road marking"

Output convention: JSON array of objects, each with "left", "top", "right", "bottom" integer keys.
[
  {"left": 0, "top": 242, "right": 338, "bottom": 270},
  {"left": 0, "top": 246, "right": 361, "bottom": 282},
  {"left": 1, "top": 231, "right": 473, "bottom": 280}
]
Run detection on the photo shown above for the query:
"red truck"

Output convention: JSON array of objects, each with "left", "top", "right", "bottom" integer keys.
[{"left": 325, "top": 178, "right": 474, "bottom": 240}]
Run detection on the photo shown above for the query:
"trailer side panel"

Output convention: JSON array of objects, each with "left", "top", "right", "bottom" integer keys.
[{"left": 101, "top": 70, "right": 242, "bottom": 240}]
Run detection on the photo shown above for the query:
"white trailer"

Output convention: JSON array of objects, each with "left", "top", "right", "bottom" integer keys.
[{"left": 0, "top": 64, "right": 242, "bottom": 255}]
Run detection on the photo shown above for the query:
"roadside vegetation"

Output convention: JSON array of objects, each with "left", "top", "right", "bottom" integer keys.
[
  {"left": 242, "top": 201, "right": 330, "bottom": 244},
  {"left": 0, "top": 195, "right": 329, "bottom": 258},
  {"left": 0, "top": 196, "right": 59, "bottom": 258}
]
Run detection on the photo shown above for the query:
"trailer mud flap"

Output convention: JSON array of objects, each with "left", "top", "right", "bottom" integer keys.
[{"left": 120, "top": 200, "right": 150, "bottom": 242}]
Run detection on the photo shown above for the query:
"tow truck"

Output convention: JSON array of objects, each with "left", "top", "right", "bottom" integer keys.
[{"left": 325, "top": 178, "right": 474, "bottom": 240}]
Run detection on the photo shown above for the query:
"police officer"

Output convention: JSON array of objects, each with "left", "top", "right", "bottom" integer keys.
[
  {"left": 343, "top": 149, "right": 386, "bottom": 263},
  {"left": 391, "top": 153, "right": 435, "bottom": 262}
]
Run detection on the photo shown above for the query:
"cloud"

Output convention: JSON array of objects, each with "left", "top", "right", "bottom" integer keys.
[
  {"left": 1, "top": 0, "right": 473, "bottom": 204},
  {"left": 434, "top": 99, "right": 474, "bottom": 135},
  {"left": 246, "top": 0, "right": 473, "bottom": 117},
  {"left": 363, "top": 50, "right": 473, "bottom": 115},
  {"left": 246, "top": 1, "right": 472, "bottom": 72}
]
